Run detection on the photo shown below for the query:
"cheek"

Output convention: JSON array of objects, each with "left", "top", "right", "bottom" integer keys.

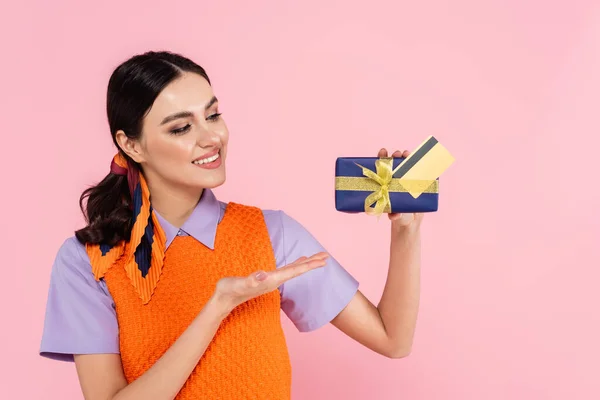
[{"left": 146, "top": 134, "right": 196, "bottom": 163}]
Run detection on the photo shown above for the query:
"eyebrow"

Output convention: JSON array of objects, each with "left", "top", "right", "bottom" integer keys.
[{"left": 159, "top": 96, "right": 219, "bottom": 125}]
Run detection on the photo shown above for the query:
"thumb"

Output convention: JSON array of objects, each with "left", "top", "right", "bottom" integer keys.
[
  {"left": 254, "top": 270, "right": 268, "bottom": 282},
  {"left": 246, "top": 270, "right": 268, "bottom": 289}
]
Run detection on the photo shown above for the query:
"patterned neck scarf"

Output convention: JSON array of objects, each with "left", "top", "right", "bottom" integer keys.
[{"left": 86, "top": 153, "right": 166, "bottom": 304}]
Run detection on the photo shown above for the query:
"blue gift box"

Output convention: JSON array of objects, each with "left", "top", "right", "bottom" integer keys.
[{"left": 334, "top": 157, "right": 439, "bottom": 213}]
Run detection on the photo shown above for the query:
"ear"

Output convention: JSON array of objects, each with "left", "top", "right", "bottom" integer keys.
[{"left": 115, "top": 130, "right": 146, "bottom": 163}]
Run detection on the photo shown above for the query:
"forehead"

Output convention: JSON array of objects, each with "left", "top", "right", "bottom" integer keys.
[{"left": 146, "top": 72, "right": 214, "bottom": 123}]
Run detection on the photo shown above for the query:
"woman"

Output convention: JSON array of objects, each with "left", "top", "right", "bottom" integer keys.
[{"left": 39, "top": 51, "right": 422, "bottom": 400}]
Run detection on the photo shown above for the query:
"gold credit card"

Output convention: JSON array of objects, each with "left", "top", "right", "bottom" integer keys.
[{"left": 395, "top": 136, "right": 454, "bottom": 198}]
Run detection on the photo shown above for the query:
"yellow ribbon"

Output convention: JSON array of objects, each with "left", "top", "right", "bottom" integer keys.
[
  {"left": 354, "top": 158, "right": 401, "bottom": 217},
  {"left": 336, "top": 157, "right": 437, "bottom": 217}
]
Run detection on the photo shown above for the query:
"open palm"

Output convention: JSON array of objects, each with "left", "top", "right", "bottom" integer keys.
[{"left": 214, "top": 252, "right": 329, "bottom": 312}]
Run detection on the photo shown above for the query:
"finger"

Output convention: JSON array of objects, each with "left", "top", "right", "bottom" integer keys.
[
  {"left": 285, "top": 253, "right": 321, "bottom": 267},
  {"left": 391, "top": 150, "right": 403, "bottom": 158},
  {"left": 272, "top": 257, "right": 327, "bottom": 284},
  {"left": 389, "top": 212, "right": 414, "bottom": 224},
  {"left": 311, "top": 252, "right": 329, "bottom": 260},
  {"left": 244, "top": 253, "right": 328, "bottom": 289},
  {"left": 290, "top": 256, "right": 308, "bottom": 265},
  {"left": 378, "top": 148, "right": 388, "bottom": 157},
  {"left": 388, "top": 212, "right": 403, "bottom": 221},
  {"left": 291, "top": 252, "right": 328, "bottom": 262},
  {"left": 402, "top": 149, "right": 410, "bottom": 157}
]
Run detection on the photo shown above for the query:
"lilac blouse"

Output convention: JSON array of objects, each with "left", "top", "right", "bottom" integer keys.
[{"left": 39, "top": 188, "right": 359, "bottom": 362}]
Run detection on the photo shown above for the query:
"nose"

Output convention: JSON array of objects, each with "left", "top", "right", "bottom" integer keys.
[{"left": 196, "top": 124, "right": 221, "bottom": 148}]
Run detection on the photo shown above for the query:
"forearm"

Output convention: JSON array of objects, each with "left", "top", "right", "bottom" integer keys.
[
  {"left": 377, "top": 223, "right": 421, "bottom": 357},
  {"left": 113, "top": 295, "right": 229, "bottom": 400}
]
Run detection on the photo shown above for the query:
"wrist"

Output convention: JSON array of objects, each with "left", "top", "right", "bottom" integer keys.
[{"left": 206, "top": 292, "right": 234, "bottom": 321}]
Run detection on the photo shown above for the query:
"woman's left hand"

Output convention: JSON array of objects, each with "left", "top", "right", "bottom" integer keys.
[
  {"left": 331, "top": 148, "right": 422, "bottom": 357},
  {"left": 380, "top": 148, "right": 425, "bottom": 230}
]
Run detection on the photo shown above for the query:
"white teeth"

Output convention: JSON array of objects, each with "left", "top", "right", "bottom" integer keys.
[{"left": 193, "top": 152, "right": 220, "bottom": 165}]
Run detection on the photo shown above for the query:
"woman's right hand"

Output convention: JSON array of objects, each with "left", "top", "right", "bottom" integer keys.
[
  {"left": 75, "top": 254, "right": 328, "bottom": 400},
  {"left": 211, "top": 252, "right": 329, "bottom": 314}
]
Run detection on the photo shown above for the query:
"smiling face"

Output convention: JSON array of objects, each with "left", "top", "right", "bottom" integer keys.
[{"left": 116, "top": 71, "right": 229, "bottom": 194}]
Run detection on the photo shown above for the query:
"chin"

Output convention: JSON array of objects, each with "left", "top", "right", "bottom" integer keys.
[
  {"left": 201, "top": 180, "right": 225, "bottom": 189},
  {"left": 193, "top": 173, "right": 226, "bottom": 190}
]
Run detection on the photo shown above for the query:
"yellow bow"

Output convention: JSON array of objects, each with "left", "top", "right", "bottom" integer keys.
[
  {"left": 335, "top": 157, "right": 439, "bottom": 217},
  {"left": 354, "top": 157, "right": 403, "bottom": 217}
]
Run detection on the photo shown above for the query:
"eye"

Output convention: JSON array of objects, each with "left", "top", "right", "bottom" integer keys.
[
  {"left": 207, "top": 113, "right": 222, "bottom": 122},
  {"left": 170, "top": 124, "right": 191, "bottom": 135}
]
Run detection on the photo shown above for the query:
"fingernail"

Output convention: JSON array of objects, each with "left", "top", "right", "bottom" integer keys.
[{"left": 255, "top": 271, "right": 267, "bottom": 281}]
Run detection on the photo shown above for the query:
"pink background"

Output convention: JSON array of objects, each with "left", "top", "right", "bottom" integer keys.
[{"left": 2, "top": 0, "right": 599, "bottom": 399}]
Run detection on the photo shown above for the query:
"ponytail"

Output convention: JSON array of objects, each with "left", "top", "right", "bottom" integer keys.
[
  {"left": 75, "top": 172, "right": 133, "bottom": 246},
  {"left": 77, "top": 152, "right": 166, "bottom": 304}
]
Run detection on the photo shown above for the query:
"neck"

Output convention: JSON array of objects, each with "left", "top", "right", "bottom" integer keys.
[{"left": 145, "top": 177, "right": 203, "bottom": 229}]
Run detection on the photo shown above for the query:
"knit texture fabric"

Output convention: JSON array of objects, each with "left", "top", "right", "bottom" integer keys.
[{"left": 103, "top": 202, "right": 292, "bottom": 399}]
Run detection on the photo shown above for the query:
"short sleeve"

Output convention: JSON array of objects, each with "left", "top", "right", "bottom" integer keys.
[
  {"left": 270, "top": 211, "right": 359, "bottom": 332},
  {"left": 39, "top": 237, "right": 120, "bottom": 362}
]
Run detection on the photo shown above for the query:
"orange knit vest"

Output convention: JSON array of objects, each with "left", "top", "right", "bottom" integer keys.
[{"left": 103, "top": 202, "right": 292, "bottom": 399}]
